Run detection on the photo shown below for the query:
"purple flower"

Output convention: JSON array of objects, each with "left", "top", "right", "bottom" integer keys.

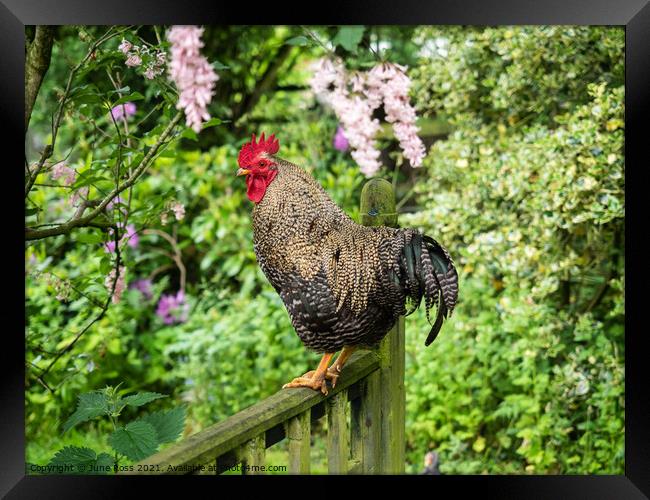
[
  {"left": 125, "top": 224, "right": 139, "bottom": 249},
  {"left": 110, "top": 102, "right": 137, "bottom": 121},
  {"left": 156, "top": 290, "right": 189, "bottom": 325},
  {"left": 333, "top": 126, "right": 349, "bottom": 152},
  {"left": 104, "top": 240, "right": 116, "bottom": 253},
  {"left": 129, "top": 278, "right": 153, "bottom": 300}
]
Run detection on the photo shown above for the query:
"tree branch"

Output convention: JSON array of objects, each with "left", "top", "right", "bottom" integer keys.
[
  {"left": 25, "top": 26, "right": 132, "bottom": 198},
  {"left": 25, "top": 111, "right": 184, "bottom": 241},
  {"left": 25, "top": 26, "right": 55, "bottom": 133}
]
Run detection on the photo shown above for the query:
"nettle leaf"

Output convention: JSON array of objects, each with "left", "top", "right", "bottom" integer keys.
[
  {"left": 140, "top": 406, "right": 186, "bottom": 444},
  {"left": 63, "top": 391, "right": 110, "bottom": 433},
  {"left": 95, "top": 453, "right": 115, "bottom": 470},
  {"left": 108, "top": 420, "right": 158, "bottom": 461},
  {"left": 332, "top": 26, "right": 365, "bottom": 53},
  {"left": 48, "top": 446, "right": 113, "bottom": 474},
  {"left": 122, "top": 391, "right": 167, "bottom": 408}
]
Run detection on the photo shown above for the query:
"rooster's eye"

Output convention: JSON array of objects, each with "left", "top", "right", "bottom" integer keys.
[{"left": 258, "top": 160, "right": 267, "bottom": 168}]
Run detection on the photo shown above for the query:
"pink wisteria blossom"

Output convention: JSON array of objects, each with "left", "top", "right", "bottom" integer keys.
[
  {"left": 167, "top": 25, "right": 219, "bottom": 133},
  {"left": 105, "top": 266, "right": 126, "bottom": 304},
  {"left": 50, "top": 161, "right": 76, "bottom": 186},
  {"left": 125, "top": 54, "right": 142, "bottom": 67},
  {"left": 69, "top": 186, "right": 89, "bottom": 208},
  {"left": 365, "top": 63, "right": 425, "bottom": 167},
  {"left": 311, "top": 59, "right": 382, "bottom": 176},
  {"left": 170, "top": 201, "right": 185, "bottom": 221},
  {"left": 118, "top": 39, "right": 132, "bottom": 54},
  {"left": 310, "top": 58, "right": 426, "bottom": 175}
]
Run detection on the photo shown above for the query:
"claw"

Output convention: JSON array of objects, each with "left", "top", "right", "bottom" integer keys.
[{"left": 283, "top": 375, "right": 329, "bottom": 395}]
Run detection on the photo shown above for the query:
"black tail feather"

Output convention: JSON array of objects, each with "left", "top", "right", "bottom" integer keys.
[
  {"left": 419, "top": 233, "right": 458, "bottom": 346},
  {"left": 425, "top": 298, "right": 447, "bottom": 346},
  {"left": 393, "top": 229, "right": 457, "bottom": 346}
]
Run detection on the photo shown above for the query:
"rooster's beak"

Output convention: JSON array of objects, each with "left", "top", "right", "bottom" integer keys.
[{"left": 236, "top": 168, "right": 251, "bottom": 176}]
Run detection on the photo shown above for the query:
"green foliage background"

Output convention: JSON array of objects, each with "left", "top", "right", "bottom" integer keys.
[{"left": 25, "top": 25, "right": 624, "bottom": 474}]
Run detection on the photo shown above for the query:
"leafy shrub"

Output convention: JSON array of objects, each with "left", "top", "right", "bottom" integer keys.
[{"left": 402, "top": 25, "right": 624, "bottom": 474}]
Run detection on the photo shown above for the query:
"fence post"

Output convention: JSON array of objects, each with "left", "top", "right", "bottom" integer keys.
[{"left": 359, "top": 178, "right": 405, "bottom": 474}]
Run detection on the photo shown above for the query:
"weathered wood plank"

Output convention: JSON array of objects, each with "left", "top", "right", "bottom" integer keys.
[
  {"left": 240, "top": 434, "right": 265, "bottom": 475},
  {"left": 126, "top": 350, "right": 379, "bottom": 474},
  {"left": 359, "top": 178, "right": 398, "bottom": 227},
  {"left": 378, "top": 316, "right": 406, "bottom": 473},
  {"left": 353, "top": 369, "right": 381, "bottom": 474},
  {"left": 360, "top": 178, "right": 405, "bottom": 474},
  {"left": 327, "top": 390, "right": 350, "bottom": 474},
  {"left": 287, "top": 411, "right": 310, "bottom": 474},
  {"left": 350, "top": 395, "right": 362, "bottom": 467}
]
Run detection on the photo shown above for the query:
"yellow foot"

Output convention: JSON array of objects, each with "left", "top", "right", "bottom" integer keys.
[
  {"left": 301, "top": 367, "right": 341, "bottom": 388},
  {"left": 282, "top": 373, "right": 329, "bottom": 395}
]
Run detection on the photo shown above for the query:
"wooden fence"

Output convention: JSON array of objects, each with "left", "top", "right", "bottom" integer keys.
[{"left": 128, "top": 178, "right": 405, "bottom": 475}]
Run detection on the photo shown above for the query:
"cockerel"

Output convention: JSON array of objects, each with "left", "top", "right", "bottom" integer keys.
[{"left": 236, "top": 133, "right": 458, "bottom": 394}]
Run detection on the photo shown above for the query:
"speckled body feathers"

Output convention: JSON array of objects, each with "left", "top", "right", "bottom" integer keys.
[{"left": 252, "top": 157, "right": 458, "bottom": 353}]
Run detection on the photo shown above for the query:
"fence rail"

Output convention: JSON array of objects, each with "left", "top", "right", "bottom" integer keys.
[{"left": 127, "top": 178, "right": 405, "bottom": 475}]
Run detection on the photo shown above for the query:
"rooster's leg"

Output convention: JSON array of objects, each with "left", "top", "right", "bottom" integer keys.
[
  {"left": 283, "top": 352, "right": 335, "bottom": 395},
  {"left": 326, "top": 346, "right": 357, "bottom": 388}
]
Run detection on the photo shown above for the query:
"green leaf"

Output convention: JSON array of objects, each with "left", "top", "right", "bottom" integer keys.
[
  {"left": 122, "top": 391, "right": 167, "bottom": 408},
  {"left": 180, "top": 128, "right": 198, "bottom": 141},
  {"left": 112, "top": 92, "right": 145, "bottom": 107},
  {"left": 63, "top": 391, "right": 110, "bottom": 433},
  {"left": 109, "top": 86, "right": 131, "bottom": 95},
  {"left": 48, "top": 446, "right": 113, "bottom": 474},
  {"left": 99, "top": 256, "right": 113, "bottom": 275},
  {"left": 77, "top": 233, "right": 103, "bottom": 244},
  {"left": 74, "top": 92, "right": 103, "bottom": 106},
  {"left": 95, "top": 453, "right": 115, "bottom": 471},
  {"left": 26, "top": 207, "right": 40, "bottom": 216},
  {"left": 212, "top": 60, "right": 229, "bottom": 70},
  {"left": 140, "top": 406, "right": 186, "bottom": 444},
  {"left": 285, "top": 35, "right": 309, "bottom": 46},
  {"left": 72, "top": 171, "right": 108, "bottom": 188},
  {"left": 201, "top": 117, "right": 223, "bottom": 130},
  {"left": 109, "top": 421, "right": 158, "bottom": 461},
  {"left": 332, "top": 26, "right": 365, "bottom": 52}
]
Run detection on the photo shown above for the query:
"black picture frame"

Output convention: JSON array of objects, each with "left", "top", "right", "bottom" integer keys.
[{"left": 7, "top": 1, "right": 649, "bottom": 497}]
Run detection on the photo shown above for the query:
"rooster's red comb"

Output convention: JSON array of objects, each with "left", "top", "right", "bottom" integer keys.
[{"left": 238, "top": 132, "right": 280, "bottom": 167}]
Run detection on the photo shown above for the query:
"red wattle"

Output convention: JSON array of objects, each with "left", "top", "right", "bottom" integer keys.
[{"left": 246, "top": 171, "right": 277, "bottom": 203}]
